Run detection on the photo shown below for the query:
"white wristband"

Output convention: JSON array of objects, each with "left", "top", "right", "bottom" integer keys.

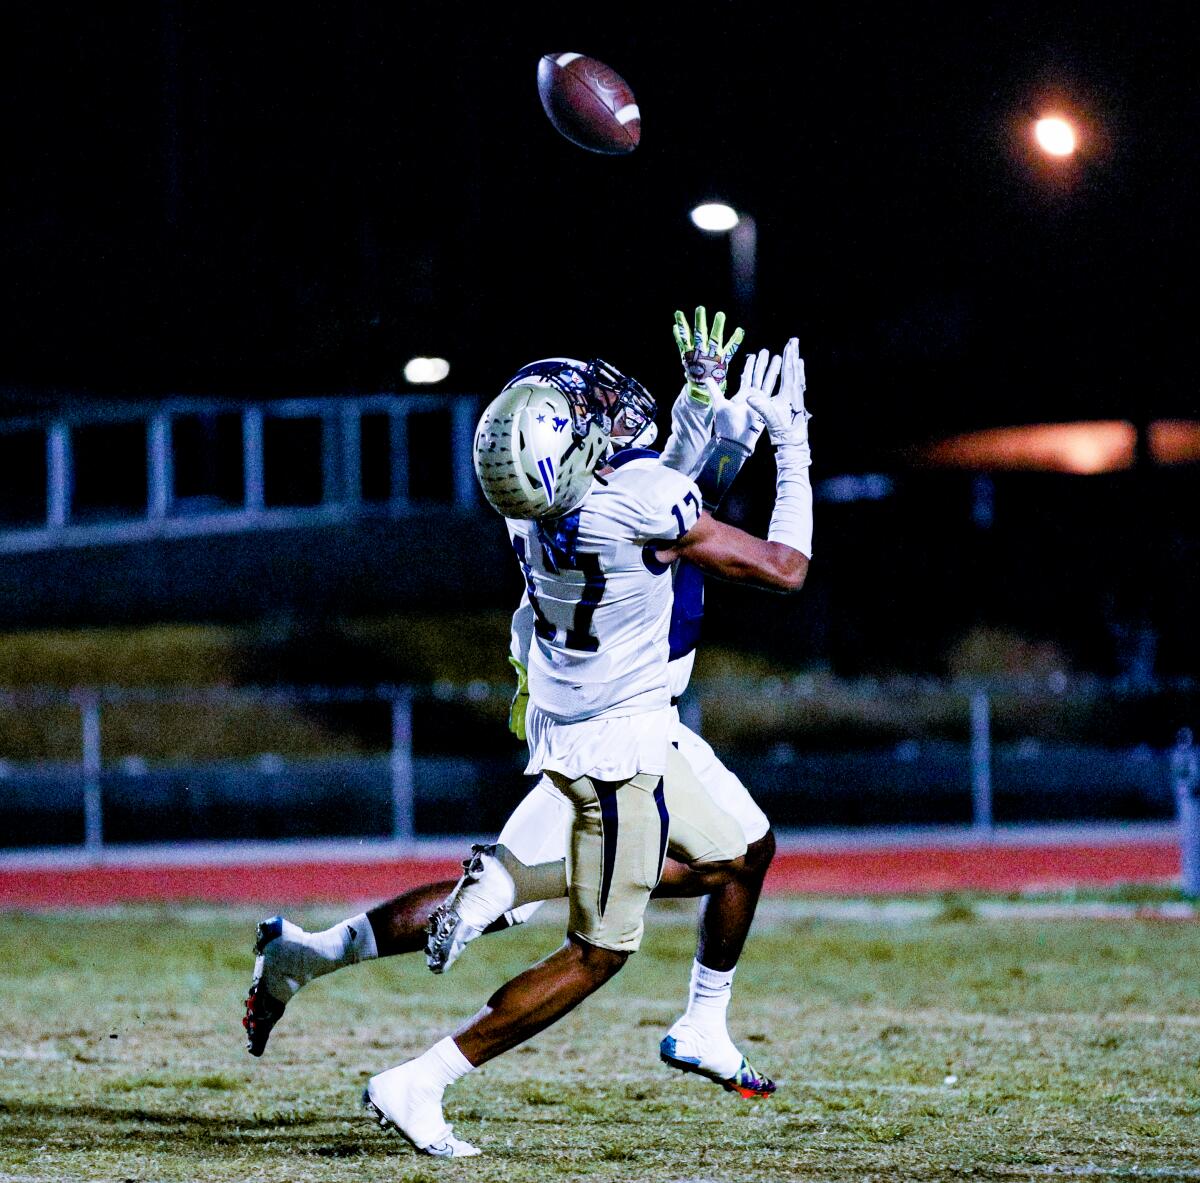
[{"left": 767, "top": 442, "right": 813, "bottom": 558}]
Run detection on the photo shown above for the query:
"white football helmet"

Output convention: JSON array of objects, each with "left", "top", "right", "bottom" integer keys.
[{"left": 473, "top": 357, "right": 657, "bottom": 520}]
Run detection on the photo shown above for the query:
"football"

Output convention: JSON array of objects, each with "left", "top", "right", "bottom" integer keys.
[{"left": 536, "top": 52, "right": 641, "bottom": 155}]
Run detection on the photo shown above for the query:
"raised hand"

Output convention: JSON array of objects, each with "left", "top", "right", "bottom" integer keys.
[
  {"left": 705, "top": 347, "right": 777, "bottom": 448},
  {"left": 746, "top": 338, "right": 809, "bottom": 447},
  {"left": 673, "top": 305, "right": 745, "bottom": 404}
]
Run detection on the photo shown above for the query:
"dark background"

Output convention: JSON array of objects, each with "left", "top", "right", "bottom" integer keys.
[{"left": 1, "top": 1, "right": 1197, "bottom": 677}]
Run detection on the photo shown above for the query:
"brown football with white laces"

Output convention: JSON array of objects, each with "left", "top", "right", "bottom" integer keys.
[{"left": 536, "top": 52, "right": 641, "bottom": 155}]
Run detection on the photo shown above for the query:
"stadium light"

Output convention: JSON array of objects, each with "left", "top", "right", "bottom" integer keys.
[
  {"left": 689, "top": 203, "right": 757, "bottom": 320},
  {"left": 404, "top": 356, "right": 450, "bottom": 385},
  {"left": 1034, "top": 116, "right": 1077, "bottom": 157},
  {"left": 690, "top": 202, "right": 740, "bottom": 232}
]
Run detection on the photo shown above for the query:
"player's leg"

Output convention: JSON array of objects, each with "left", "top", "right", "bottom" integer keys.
[
  {"left": 365, "top": 933, "right": 623, "bottom": 1158},
  {"left": 659, "top": 725, "right": 774, "bottom": 966},
  {"left": 244, "top": 880, "right": 458, "bottom": 1056},
  {"left": 365, "top": 768, "right": 708, "bottom": 1156},
  {"left": 246, "top": 781, "right": 570, "bottom": 1056},
  {"left": 368, "top": 879, "right": 463, "bottom": 955},
  {"left": 421, "top": 745, "right": 769, "bottom": 977},
  {"left": 655, "top": 736, "right": 777, "bottom": 1097},
  {"left": 425, "top": 778, "right": 570, "bottom": 972},
  {"left": 425, "top": 762, "right": 760, "bottom": 977}
]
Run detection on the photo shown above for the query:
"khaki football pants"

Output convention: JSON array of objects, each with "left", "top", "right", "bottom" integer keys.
[{"left": 548, "top": 743, "right": 746, "bottom": 952}]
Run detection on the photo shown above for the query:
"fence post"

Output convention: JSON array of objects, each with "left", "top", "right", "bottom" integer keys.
[
  {"left": 47, "top": 421, "right": 71, "bottom": 528},
  {"left": 243, "top": 407, "right": 265, "bottom": 512},
  {"left": 969, "top": 687, "right": 993, "bottom": 834},
  {"left": 1173, "top": 727, "right": 1200, "bottom": 896},
  {"left": 451, "top": 398, "right": 479, "bottom": 508},
  {"left": 390, "top": 689, "right": 415, "bottom": 844},
  {"left": 148, "top": 411, "right": 172, "bottom": 520},
  {"left": 80, "top": 693, "right": 103, "bottom": 858}
]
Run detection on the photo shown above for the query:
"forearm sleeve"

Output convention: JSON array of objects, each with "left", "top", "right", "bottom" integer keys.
[
  {"left": 768, "top": 441, "right": 813, "bottom": 558},
  {"left": 660, "top": 386, "right": 714, "bottom": 474},
  {"left": 689, "top": 436, "right": 754, "bottom": 511}
]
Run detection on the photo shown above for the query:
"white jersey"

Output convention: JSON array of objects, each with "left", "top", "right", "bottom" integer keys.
[{"left": 506, "top": 451, "right": 702, "bottom": 726}]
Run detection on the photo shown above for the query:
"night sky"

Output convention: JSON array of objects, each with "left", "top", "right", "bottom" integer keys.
[
  {"left": 3, "top": 2, "right": 1197, "bottom": 470},
  {"left": 1, "top": 2, "right": 1199, "bottom": 679}
]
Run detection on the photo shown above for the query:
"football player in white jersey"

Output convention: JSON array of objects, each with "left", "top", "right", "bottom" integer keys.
[
  {"left": 423, "top": 314, "right": 787, "bottom": 1092},
  {"left": 351, "top": 332, "right": 813, "bottom": 1156},
  {"left": 244, "top": 316, "right": 789, "bottom": 1100}
]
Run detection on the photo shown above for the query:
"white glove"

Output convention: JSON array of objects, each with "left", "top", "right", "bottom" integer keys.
[
  {"left": 704, "top": 348, "right": 777, "bottom": 450},
  {"left": 747, "top": 338, "right": 810, "bottom": 449},
  {"left": 752, "top": 337, "right": 813, "bottom": 556}
]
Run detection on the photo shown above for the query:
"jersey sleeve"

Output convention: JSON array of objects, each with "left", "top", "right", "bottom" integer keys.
[{"left": 633, "top": 465, "right": 704, "bottom": 544}]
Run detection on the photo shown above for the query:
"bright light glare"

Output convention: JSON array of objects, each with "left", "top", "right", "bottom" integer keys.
[
  {"left": 923, "top": 422, "right": 1136, "bottom": 475},
  {"left": 1149, "top": 420, "right": 1200, "bottom": 466},
  {"left": 690, "top": 202, "right": 740, "bottom": 232},
  {"left": 1034, "top": 117, "right": 1076, "bottom": 157},
  {"left": 404, "top": 356, "right": 450, "bottom": 384}
]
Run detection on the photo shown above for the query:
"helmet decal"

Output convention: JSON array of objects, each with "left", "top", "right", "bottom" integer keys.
[
  {"left": 536, "top": 455, "right": 555, "bottom": 503},
  {"left": 502, "top": 357, "right": 656, "bottom": 446}
]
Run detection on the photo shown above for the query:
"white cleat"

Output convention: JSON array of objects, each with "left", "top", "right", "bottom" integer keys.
[
  {"left": 363, "top": 1062, "right": 480, "bottom": 1157},
  {"left": 659, "top": 1018, "right": 777, "bottom": 1098},
  {"left": 423, "top": 904, "right": 483, "bottom": 977},
  {"left": 244, "top": 914, "right": 312, "bottom": 1056},
  {"left": 424, "top": 844, "right": 516, "bottom": 974},
  {"left": 254, "top": 915, "right": 315, "bottom": 1004}
]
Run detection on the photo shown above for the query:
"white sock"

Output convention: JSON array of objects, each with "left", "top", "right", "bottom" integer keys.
[
  {"left": 684, "top": 960, "right": 736, "bottom": 1037},
  {"left": 416, "top": 1037, "right": 476, "bottom": 1093},
  {"left": 305, "top": 912, "right": 378, "bottom": 977},
  {"left": 368, "top": 1040, "right": 477, "bottom": 1153}
]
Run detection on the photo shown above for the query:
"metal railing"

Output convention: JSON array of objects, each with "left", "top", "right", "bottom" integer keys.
[
  {"left": 0, "top": 392, "right": 481, "bottom": 553},
  {"left": 0, "top": 676, "right": 1194, "bottom": 855}
]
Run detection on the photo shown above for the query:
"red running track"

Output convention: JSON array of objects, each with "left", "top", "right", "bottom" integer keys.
[{"left": 0, "top": 840, "right": 1179, "bottom": 907}]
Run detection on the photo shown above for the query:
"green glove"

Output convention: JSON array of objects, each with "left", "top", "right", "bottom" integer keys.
[
  {"left": 508, "top": 655, "right": 529, "bottom": 742},
  {"left": 673, "top": 305, "right": 745, "bottom": 406}
]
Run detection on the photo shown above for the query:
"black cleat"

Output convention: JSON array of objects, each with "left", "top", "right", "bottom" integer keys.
[{"left": 243, "top": 915, "right": 287, "bottom": 1057}]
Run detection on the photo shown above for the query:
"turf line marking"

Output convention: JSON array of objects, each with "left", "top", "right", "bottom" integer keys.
[
  {"left": 1023, "top": 1169, "right": 1200, "bottom": 1178},
  {"left": 577, "top": 997, "right": 1200, "bottom": 1034},
  {"left": 0, "top": 1044, "right": 66, "bottom": 1061},
  {"left": 729, "top": 1075, "right": 959, "bottom": 1096}
]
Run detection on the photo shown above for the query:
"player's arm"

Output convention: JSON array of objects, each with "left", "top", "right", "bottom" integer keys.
[
  {"left": 505, "top": 520, "right": 536, "bottom": 742},
  {"left": 657, "top": 513, "right": 808, "bottom": 593},
  {"left": 688, "top": 348, "right": 774, "bottom": 509},
  {"left": 658, "top": 385, "right": 712, "bottom": 475},
  {"left": 660, "top": 306, "right": 743, "bottom": 475},
  {"left": 506, "top": 594, "right": 532, "bottom": 742},
  {"left": 655, "top": 337, "right": 813, "bottom": 594},
  {"left": 510, "top": 592, "right": 533, "bottom": 668}
]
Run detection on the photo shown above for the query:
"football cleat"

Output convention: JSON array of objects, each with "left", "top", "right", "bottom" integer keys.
[
  {"left": 659, "top": 1033, "right": 777, "bottom": 1099},
  {"left": 424, "top": 844, "right": 514, "bottom": 974},
  {"left": 363, "top": 1066, "right": 480, "bottom": 1158},
  {"left": 423, "top": 902, "right": 483, "bottom": 977},
  {"left": 243, "top": 915, "right": 290, "bottom": 1057}
]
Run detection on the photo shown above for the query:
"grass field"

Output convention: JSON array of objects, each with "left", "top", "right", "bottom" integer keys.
[{"left": 2, "top": 898, "right": 1199, "bottom": 1182}]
